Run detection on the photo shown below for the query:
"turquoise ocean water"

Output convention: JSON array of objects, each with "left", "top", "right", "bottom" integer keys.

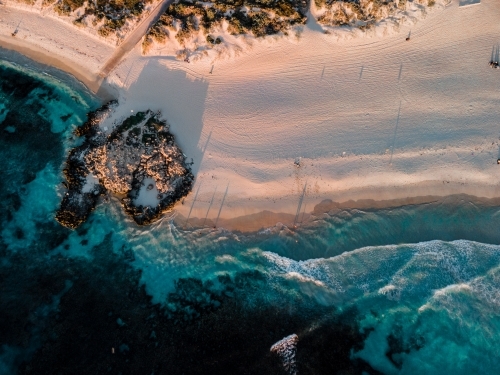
[{"left": 1, "top": 51, "right": 499, "bottom": 374}]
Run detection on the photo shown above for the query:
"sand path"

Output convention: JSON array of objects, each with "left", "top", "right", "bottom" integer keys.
[{"left": 98, "top": 0, "right": 174, "bottom": 78}]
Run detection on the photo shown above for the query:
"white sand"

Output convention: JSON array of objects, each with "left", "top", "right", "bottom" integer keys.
[
  {"left": 2, "top": 0, "right": 500, "bottom": 229},
  {"left": 0, "top": 4, "right": 114, "bottom": 92},
  {"left": 81, "top": 174, "right": 100, "bottom": 194},
  {"left": 1, "top": 0, "right": 162, "bottom": 45},
  {"left": 134, "top": 178, "right": 161, "bottom": 208}
]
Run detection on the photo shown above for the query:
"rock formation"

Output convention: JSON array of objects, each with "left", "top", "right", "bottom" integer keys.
[{"left": 56, "top": 102, "right": 194, "bottom": 228}]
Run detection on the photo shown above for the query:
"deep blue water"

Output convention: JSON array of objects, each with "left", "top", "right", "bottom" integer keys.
[{"left": 1, "top": 52, "right": 500, "bottom": 374}]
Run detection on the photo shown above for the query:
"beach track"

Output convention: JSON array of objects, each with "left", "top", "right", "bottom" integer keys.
[{"left": 98, "top": 0, "right": 173, "bottom": 78}]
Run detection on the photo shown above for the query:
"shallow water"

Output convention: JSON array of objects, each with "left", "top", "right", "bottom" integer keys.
[{"left": 1, "top": 55, "right": 499, "bottom": 374}]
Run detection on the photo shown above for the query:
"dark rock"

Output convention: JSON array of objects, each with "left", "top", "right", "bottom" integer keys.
[{"left": 56, "top": 105, "right": 193, "bottom": 228}]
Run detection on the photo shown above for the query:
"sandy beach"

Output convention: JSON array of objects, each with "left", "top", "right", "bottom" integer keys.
[{"left": 1, "top": 0, "right": 500, "bottom": 232}]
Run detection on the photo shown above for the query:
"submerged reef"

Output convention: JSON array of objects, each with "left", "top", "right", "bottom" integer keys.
[
  {"left": 6, "top": 234, "right": 379, "bottom": 375},
  {"left": 56, "top": 103, "right": 194, "bottom": 228}
]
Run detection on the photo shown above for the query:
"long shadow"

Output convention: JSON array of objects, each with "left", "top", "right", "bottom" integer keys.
[
  {"left": 459, "top": 0, "right": 481, "bottom": 6},
  {"left": 203, "top": 186, "right": 217, "bottom": 226},
  {"left": 300, "top": 202, "right": 307, "bottom": 224},
  {"left": 185, "top": 182, "right": 202, "bottom": 227},
  {"left": 389, "top": 101, "right": 402, "bottom": 165},
  {"left": 96, "top": 59, "right": 210, "bottom": 221},
  {"left": 14, "top": 19, "right": 22, "bottom": 34},
  {"left": 214, "top": 184, "right": 229, "bottom": 228},
  {"left": 294, "top": 182, "right": 307, "bottom": 227},
  {"left": 116, "top": 59, "right": 209, "bottom": 176},
  {"left": 491, "top": 44, "right": 499, "bottom": 63},
  {"left": 197, "top": 129, "right": 212, "bottom": 167}
]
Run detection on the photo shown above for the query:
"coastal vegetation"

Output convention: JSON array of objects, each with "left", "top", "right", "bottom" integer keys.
[
  {"left": 39, "top": 0, "right": 152, "bottom": 39},
  {"left": 314, "top": 0, "right": 428, "bottom": 29},
  {"left": 142, "top": 0, "right": 439, "bottom": 55},
  {"left": 143, "top": 0, "right": 306, "bottom": 53},
  {"left": 10, "top": 0, "right": 437, "bottom": 51}
]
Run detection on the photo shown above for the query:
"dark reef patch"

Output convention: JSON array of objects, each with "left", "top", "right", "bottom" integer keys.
[
  {"left": 0, "top": 64, "right": 66, "bottom": 215},
  {"left": 2, "top": 233, "right": 379, "bottom": 375},
  {"left": 385, "top": 321, "right": 425, "bottom": 370},
  {"left": 0, "top": 60, "right": 92, "bottom": 372},
  {"left": 297, "top": 310, "right": 382, "bottom": 375}
]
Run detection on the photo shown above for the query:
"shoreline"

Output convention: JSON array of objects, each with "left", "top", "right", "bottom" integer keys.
[
  {"left": 174, "top": 185, "right": 500, "bottom": 233},
  {"left": 0, "top": 5, "right": 117, "bottom": 102},
  {"left": 0, "top": 35, "right": 114, "bottom": 99},
  {"left": 2, "top": 0, "right": 500, "bottom": 234}
]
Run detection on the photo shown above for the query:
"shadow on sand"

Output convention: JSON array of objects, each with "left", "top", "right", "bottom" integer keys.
[{"left": 98, "top": 58, "right": 210, "bottom": 178}]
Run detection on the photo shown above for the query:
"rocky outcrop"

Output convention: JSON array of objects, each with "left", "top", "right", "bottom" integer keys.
[{"left": 56, "top": 103, "right": 193, "bottom": 228}]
